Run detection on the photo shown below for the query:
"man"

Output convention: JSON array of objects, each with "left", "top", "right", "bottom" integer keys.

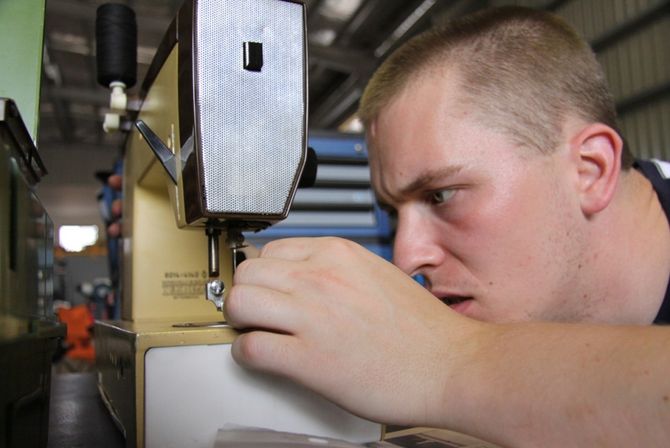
[{"left": 224, "top": 6, "right": 670, "bottom": 447}]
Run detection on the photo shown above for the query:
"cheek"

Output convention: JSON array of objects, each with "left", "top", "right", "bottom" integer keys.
[
  {"left": 487, "top": 179, "right": 583, "bottom": 314},
  {"left": 456, "top": 172, "right": 569, "bottom": 278}
]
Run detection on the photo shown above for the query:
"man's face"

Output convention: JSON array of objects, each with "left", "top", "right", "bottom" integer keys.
[{"left": 368, "top": 70, "right": 590, "bottom": 323}]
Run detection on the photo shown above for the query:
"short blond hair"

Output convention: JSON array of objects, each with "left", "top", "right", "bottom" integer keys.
[{"left": 359, "top": 6, "right": 632, "bottom": 167}]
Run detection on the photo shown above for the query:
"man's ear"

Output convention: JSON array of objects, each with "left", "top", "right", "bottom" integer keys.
[{"left": 570, "top": 123, "right": 623, "bottom": 216}]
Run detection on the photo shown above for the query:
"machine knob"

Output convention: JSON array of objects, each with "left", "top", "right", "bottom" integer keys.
[{"left": 206, "top": 280, "right": 225, "bottom": 311}]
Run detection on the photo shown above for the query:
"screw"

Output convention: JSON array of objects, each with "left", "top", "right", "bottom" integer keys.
[{"left": 208, "top": 280, "right": 224, "bottom": 296}]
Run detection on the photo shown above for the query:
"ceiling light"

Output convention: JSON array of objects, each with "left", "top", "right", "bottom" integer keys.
[
  {"left": 310, "top": 29, "right": 337, "bottom": 46},
  {"left": 49, "top": 31, "right": 90, "bottom": 56},
  {"left": 375, "top": 0, "right": 436, "bottom": 57},
  {"left": 321, "top": 0, "right": 362, "bottom": 21},
  {"left": 58, "top": 225, "right": 99, "bottom": 252}
]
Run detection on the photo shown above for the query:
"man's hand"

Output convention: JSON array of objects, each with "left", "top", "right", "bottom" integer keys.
[
  {"left": 224, "top": 237, "right": 670, "bottom": 447},
  {"left": 224, "top": 237, "right": 482, "bottom": 426}
]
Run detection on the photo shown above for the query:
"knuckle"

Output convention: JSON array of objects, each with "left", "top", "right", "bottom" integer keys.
[
  {"left": 233, "top": 333, "right": 264, "bottom": 365},
  {"left": 259, "top": 240, "right": 280, "bottom": 258},
  {"left": 322, "top": 236, "right": 357, "bottom": 253}
]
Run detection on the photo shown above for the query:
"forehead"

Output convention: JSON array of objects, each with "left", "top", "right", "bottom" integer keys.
[
  {"left": 370, "top": 68, "right": 467, "bottom": 148},
  {"left": 368, "top": 70, "right": 471, "bottom": 179},
  {"left": 366, "top": 68, "right": 534, "bottom": 205}
]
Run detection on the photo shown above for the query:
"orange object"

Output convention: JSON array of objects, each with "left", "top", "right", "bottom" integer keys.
[{"left": 57, "top": 305, "right": 95, "bottom": 361}]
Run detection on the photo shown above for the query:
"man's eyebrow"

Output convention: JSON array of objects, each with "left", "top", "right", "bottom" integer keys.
[
  {"left": 397, "top": 165, "right": 464, "bottom": 197},
  {"left": 374, "top": 165, "right": 463, "bottom": 209}
]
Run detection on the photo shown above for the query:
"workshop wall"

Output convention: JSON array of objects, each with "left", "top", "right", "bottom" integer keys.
[{"left": 494, "top": 0, "right": 670, "bottom": 160}]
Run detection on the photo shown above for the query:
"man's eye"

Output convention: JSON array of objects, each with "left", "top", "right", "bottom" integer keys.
[{"left": 431, "top": 189, "right": 455, "bottom": 204}]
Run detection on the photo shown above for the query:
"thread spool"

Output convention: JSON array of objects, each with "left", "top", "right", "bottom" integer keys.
[{"left": 96, "top": 3, "right": 137, "bottom": 88}]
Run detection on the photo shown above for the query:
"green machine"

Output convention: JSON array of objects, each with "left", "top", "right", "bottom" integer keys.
[{"left": 0, "top": 0, "right": 45, "bottom": 137}]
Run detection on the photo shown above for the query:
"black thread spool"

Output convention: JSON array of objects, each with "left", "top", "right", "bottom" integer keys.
[{"left": 96, "top": 3, "right": 137, "bottom": 88}]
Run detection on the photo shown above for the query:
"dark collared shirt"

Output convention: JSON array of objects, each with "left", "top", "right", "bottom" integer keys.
[{"left": 635, "top": 159, "right": 670, "bottom": 324}]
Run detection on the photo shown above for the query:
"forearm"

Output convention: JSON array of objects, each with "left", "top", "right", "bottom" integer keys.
[{"left": 436, "top": 322, "right": 670, "bottom": 447}]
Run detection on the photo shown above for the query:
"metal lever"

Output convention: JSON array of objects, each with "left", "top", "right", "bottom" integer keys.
[
  {"left": 135, "top": 120, "right": 178, "bottom": 184},
  {"left": 203, "top": 227, "right": 247, "bottom": 312},
  {"left": 226, "top": 228, "right": 246, "bottom": 276},
  {"left": 206, "top": 227, "right": 220, "bottom": 278},
  {"left": 205, "top": 226, "right": 225, "bottom": 311}
]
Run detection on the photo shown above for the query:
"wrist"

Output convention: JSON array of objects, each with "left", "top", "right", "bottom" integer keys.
[{"left": 424, "top": 316, "right": 497, "bottom": 431}]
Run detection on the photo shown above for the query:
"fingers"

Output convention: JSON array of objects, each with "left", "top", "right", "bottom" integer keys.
[
  {"left": 259, "top": 237, "right": 322, "bottom": 261},
  {"left": 231, "top": 331, "right": 301, "bottom": 376},
  {"left": 258, "top": 236, "right": 364, "bottom": 265},
  {"left": 225, "top": 283, "right": 305, "bottom": 333},
  {"left": 234, "top": 257, "right": 308, "bottom": 293}
]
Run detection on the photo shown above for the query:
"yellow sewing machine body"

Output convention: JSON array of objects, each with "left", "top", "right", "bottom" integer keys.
[{"left": 94, "top": 1, "right": 382, "bottom": 446}]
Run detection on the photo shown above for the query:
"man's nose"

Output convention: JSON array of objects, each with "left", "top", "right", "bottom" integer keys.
[{"left": 392, "top": 209, "right": 445, "bottom": 276}]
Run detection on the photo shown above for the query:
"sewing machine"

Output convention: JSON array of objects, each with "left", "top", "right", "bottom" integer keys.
[{"left": 93, "top": 1, "right": 382, "bottom": 446}]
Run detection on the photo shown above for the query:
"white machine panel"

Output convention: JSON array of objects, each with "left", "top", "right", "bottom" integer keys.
[{"left": 144, "top": 343, "right": 381, "bottom": 447}]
